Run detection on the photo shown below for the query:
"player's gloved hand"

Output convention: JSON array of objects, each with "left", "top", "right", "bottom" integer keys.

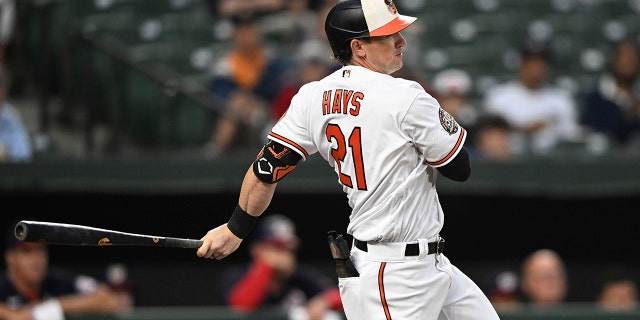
[
  {"left": 327, "top": 231, "right": 359, "bottom": 278},
  {"left": 197, "top": 224, "right": 242, "bottom": 260}
]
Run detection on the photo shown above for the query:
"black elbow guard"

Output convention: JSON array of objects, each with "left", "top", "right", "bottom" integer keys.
[{"left": 253, "top": 140, "right": 302, "bottom": 184}]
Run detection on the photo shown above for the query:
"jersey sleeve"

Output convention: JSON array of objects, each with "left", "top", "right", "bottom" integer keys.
[
  {"left": 402, "top": 92, "right": 467, "bottom": 167},
  {"left": 267, "top": 84, "right": 318, "bottom": 160},
  {"left": 225, "top": 261, "right": 274, "bottom": 310}
]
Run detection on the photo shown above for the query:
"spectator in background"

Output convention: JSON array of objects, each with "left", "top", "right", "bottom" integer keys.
[
  {"left": 0, "top": 68, "right": 32, "bottom": 162},
  {"left": 292, "top": 0, "right": 340, "bottom": 70},
  {"left": 0, "top": 0, "right": 15, "bottom": 67},
  {"left": 470, "top": 114, "right": 515, "bottom": 161},
  {"left": 596, "top": 268, "right": 639, "bottom": 312},
  {"left": 207, "top": 14, "right": 292, "bottom": 156},
  {"left": 259, "top": 0, "right": 319, "bottom": 51},
  {"left": 203, "top": 0, "right": 285, "bottom": 19},
  {"left": 581, "top": 38, "right": 640, "bottom": 149},
  {"left": 482, "top": 40, "right": 580, "bottom": 156},
  {"left": 268, "top": 55, "right": 332, "bottom": 128},
  {"left": 519, "top": 249, "right": 568, "bottom": 307},
  {"left": 0, "top": 223, "right": 133, "bottom": 320},
  {"left": 217, "top": 214, "right": 343, "bottom": 320},
  {"left": 483, "top": 269, "right": 521, "bottom": 311},
  {"left": 431, "top": 68, "right": 478, "bottom": 134}
]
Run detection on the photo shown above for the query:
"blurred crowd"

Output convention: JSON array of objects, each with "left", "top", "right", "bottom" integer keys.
[
  {"left": 483, "top": 248, "right": 639, "bottom": 313},
  {"left": 1, "top": 0, "right": 639, "bottom": 317},
  {"left": 198, "top": 0, "right": 640, "bottom": 161},
  {"left": 2, "top": 217, "right": 638, "bottom": 319},
  {"left": 1, "top": 0, "right": 639, "bottom": 163},
  {"left": 0, "top": 0, "right": 32, "bottom": 163},
  {"left": 0, "top": 222, "right": 133, "bottom": 320}
]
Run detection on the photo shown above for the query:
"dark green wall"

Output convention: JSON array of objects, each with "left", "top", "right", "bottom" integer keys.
[{"left": 1, "top": 190, "right": 639, "bottom": 307}]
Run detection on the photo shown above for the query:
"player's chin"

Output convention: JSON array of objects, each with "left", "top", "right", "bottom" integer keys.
[{"left": 391, "top": 59, "right": 403, "bottom": 73}]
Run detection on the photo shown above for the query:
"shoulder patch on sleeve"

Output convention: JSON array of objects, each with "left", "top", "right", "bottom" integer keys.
[{"left": 439, "top": 108, "right": 459, "bottom": 135}]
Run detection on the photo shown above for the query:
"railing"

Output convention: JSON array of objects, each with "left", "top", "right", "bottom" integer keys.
[
  {"left": 2, "top": 154, "right": 640, "bottom": 196},
  {"left": 64, "top": 305, "right": 640, "bottom": 320},
  {"left": 67, "top": 307, "right": 290, "bottom": 320}
]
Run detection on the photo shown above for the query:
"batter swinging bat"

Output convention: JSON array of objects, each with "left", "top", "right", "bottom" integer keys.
[{"left": 14, "top": 220, "right": 204, "bottom": 249}]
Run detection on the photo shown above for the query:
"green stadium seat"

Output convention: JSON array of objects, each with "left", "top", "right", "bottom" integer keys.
[
  {"left": 156, "top": 11, "right": 214, "bottom": 43},
  {"left": 167, "top": 94, "right": 217, "bottom": 147}
]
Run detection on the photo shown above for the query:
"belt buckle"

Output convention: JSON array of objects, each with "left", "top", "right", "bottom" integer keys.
[{"left": 436, "top": 237, "right": 445, "bottom": 255}]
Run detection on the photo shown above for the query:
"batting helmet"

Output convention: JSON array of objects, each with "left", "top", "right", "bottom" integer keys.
[{"left": 324, "top": 0, "right": 417, "bottom": 62}]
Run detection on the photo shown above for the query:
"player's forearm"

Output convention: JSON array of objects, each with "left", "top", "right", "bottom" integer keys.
[
  {"left": 0, "top": 305, "right": 31, "bottom": 320},
  {"left": 0, "top": 304, "right": 13, "bottom": 318},
  {"left": 238, "top": 167, "right": 277, "bottom": 216},
  {"left": 56, "top": 286, "right": 130, "bottom": 314},
  {"left": 57, "top": 294, "right": 102, "bottom": 314}
]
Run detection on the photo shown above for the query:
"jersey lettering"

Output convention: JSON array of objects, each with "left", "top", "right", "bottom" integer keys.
[
  {"left": 326, "top": 124, "right": 368, "bottom": 190},
  {"left": 322, "top": 89, "right": 364, "bottom": 116},
  {"left": 322, "top": 90, "right": 332, "bottom": 115}
]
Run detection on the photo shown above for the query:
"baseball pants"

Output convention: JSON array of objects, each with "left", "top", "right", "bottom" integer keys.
[{"left": 339, "top": 239, "right": 500, "bottom": 320}]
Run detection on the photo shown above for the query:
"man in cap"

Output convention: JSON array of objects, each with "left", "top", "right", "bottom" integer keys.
[
  {"left": 0, "top": 222, "right": 132, "bottom": 320},
  {"left": 217, "top": 214, "right": 342, "bottom": 320},
  {"left": 197, "top": 0, "right": 500, "bottom": 319}
]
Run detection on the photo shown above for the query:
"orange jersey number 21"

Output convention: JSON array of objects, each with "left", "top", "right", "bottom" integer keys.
[{"left": 326, "top": 124, "right": 367, "bottom": 190}]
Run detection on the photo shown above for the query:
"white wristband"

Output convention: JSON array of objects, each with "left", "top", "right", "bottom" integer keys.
[{"left": 31, "top": 299, "right": 64, "bottom": 320}]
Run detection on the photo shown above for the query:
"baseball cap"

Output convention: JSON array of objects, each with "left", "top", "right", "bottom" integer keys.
[
  {"left": 250, "top": 214, "right": 300, "bottom": 250},
  {"left": 484, "top": 270, "right": 519, "bottom": 298},
  {"left": 432, "top": 68, "right": 473, "bottom": 96}
]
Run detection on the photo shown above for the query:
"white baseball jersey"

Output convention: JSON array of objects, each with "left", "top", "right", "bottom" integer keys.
[{"left": 269, "top": 65, "right": 466, "bottom": 243}]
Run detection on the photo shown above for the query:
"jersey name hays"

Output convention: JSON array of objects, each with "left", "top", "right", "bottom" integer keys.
[{"left": 322, "top": 89, "right": 365, "bottom": 116}]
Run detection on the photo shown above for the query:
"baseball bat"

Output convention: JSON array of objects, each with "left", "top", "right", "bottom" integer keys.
[{"left": 14, "top": 220, "right": 204, "bottom": 249}]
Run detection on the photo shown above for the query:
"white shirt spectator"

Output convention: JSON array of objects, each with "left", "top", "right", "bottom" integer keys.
[
  {"left": 0, "top": 101, "right": 32, "bottom": 162},
  {"left": 483, "top": 80, "right": 578, "bottom": 155}
]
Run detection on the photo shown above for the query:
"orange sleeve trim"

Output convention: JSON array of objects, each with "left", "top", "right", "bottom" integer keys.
[
  {"left": 268, "top": 132, "right": 309, "bottom": 158},
  {"left": 426, "top": 128, "right": 466, "bottom": 166}
]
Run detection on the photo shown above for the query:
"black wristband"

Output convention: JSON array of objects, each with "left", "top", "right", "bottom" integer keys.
[{"left": 227, "top": 205, "right": 258, "bottom": 239}]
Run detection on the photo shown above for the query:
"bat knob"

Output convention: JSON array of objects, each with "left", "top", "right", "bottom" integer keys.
[{"left": 14, "top": 221, "right": 27, "bottom": 241}]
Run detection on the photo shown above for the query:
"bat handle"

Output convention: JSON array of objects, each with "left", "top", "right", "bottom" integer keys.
[{"left": 165, "top": 237, "right": 204, "bottom": 249}]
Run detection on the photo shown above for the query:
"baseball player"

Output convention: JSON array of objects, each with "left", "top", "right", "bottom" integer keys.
[{"left": 198, "top": 0, "right": 500, "bottom": 319}]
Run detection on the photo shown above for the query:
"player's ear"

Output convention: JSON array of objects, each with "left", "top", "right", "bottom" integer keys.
[{"left": 351, "top": 39, "right": 366, "bottom": 59}]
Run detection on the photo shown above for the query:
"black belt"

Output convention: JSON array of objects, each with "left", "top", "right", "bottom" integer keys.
[{"left": 354, "top": 238, "right": 445, "bottom": 256}]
